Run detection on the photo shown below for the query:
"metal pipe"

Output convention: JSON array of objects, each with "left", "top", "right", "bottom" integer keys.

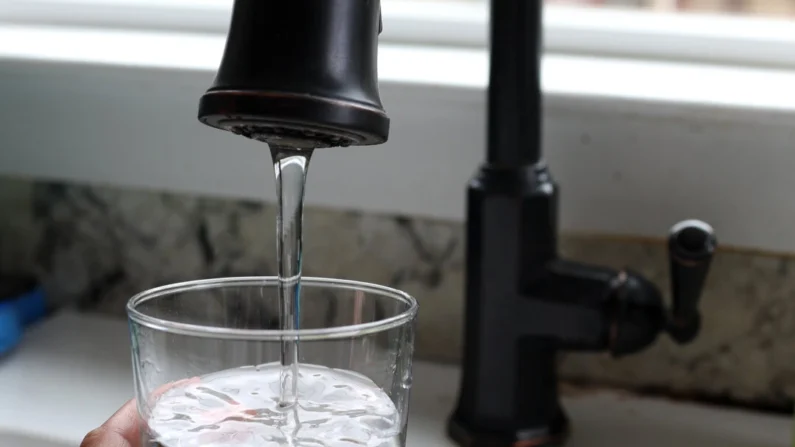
[{"left": 486, "top": 0, "right": 543, "bottom": 166}]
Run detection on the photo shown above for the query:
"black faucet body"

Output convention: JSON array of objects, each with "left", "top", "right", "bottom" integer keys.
[
  {"left": 449, "top": 160, "right": 671, "bottom": 445},
  {"left": 449, "top": 2, "right": 715, "bottom": 445},
  {"left": 451, "top": 164, "right": 715, "bottom": 445},
  {"left": 199, "top": 1, "right": 717, "bottom": 446}
]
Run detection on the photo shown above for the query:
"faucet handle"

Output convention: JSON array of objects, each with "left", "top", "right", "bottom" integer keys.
[{"left": 666, "top": 220, "right": 717, "bottom": 344}]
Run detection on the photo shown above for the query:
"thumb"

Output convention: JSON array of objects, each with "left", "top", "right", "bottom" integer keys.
[
  {"left": 80, "top": 427, "right": 133, "bottom": 447},
  {"left": 80, "top": 400, "right": 139, "bottom": 447}
]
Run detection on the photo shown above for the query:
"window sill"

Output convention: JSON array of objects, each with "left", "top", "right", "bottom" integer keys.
[{"left": 0, "top": 24, "right": 793, "bottom": 253}]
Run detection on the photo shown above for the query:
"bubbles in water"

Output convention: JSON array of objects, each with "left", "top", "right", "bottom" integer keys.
[
  {"left": 401, "top": 372, "right": 413, "bottom": 391},
  {"left": 148, "top": 363, "right": 401, "bottom": 447}
]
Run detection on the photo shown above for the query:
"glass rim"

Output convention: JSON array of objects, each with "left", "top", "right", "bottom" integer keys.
[{"left": 126, "top": 276, "right": 418, "bottom": 341}]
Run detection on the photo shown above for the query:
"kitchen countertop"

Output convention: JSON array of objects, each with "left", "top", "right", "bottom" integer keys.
[{"left": 0, "top": 312, "right": 790, "bottom": 447}]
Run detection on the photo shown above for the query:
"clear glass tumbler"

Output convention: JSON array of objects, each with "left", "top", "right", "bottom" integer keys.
[{"left": 127, "top": 277, "right": 418, "bottom": 447}]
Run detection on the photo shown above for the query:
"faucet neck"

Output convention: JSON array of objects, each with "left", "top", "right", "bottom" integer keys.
[{"left": 486, "top": 0, "right": 543, "bottom": 167}]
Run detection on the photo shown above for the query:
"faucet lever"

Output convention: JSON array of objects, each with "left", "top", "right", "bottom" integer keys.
[{"left": 665, "top": 220, "right": 717, "bottom": 344}]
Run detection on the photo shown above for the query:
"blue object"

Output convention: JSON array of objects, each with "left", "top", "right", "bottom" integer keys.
[
  {"left": 0, "top": 301, "right": 23, "bottom": 357},
  {"left": 14, "top": 287, "right": 47, "bottom": 325},
  {"left": 0, "top": 284, "right": 47, "bottom": 357}
]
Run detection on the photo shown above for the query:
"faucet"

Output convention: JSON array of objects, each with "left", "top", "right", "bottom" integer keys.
[
  {"left": 198, "top": 1, "right": 718, "bottom": 446},
  {"left": 197, "top": 0, "right": 387, "bottom": 149}
]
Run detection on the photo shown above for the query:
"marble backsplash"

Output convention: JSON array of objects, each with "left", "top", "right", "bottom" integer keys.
[{"left": 1, "top": 175, "right": 794, "bottom": 411}]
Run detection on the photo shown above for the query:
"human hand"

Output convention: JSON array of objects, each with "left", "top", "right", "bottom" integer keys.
[
  {"left": 80, "top": 378, "right": 200, "bottom": 447},
  {"left": 80, "top": 399, "right": 140, "bottom": 447}
]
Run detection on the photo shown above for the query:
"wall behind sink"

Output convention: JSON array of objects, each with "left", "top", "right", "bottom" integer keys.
[{"left": 1, "top": 175, "right": 793, "bottom": 411}]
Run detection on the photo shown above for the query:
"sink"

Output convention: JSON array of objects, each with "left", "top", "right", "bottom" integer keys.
[
  {"left": 0, "top": 432, "right": 70, "bottom": 447},
  {"left": 407, "top": 363, "right": 791, "bottom": 447},
  {"left": 561, "top": 391, "right": 788, "bottom": 447},
  {"left": 1, "top": 313, "right": 791, "bottom": 447}
]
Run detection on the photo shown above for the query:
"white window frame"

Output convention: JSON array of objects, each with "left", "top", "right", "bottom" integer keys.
[
  {"left": 1, "top": 0, "right": 795, "bottom": 253},
  {"left": 4, "top": 0, "right": 795, "bottom": 68}
]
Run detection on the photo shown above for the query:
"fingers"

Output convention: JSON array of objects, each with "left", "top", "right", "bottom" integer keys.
[
  {"left": 81, "top": 378, "right": 201, "bottom": 447},
  {"left": 80, "top": 400, "right": 139, "bottom": 447},
  {"left": 79, "top": 427, "right": 133, "bottom": 447}
]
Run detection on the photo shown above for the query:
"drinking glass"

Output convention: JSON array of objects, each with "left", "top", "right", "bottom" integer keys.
[{"left": 127, "top": 277, "right": 418, "bottom": 447}]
